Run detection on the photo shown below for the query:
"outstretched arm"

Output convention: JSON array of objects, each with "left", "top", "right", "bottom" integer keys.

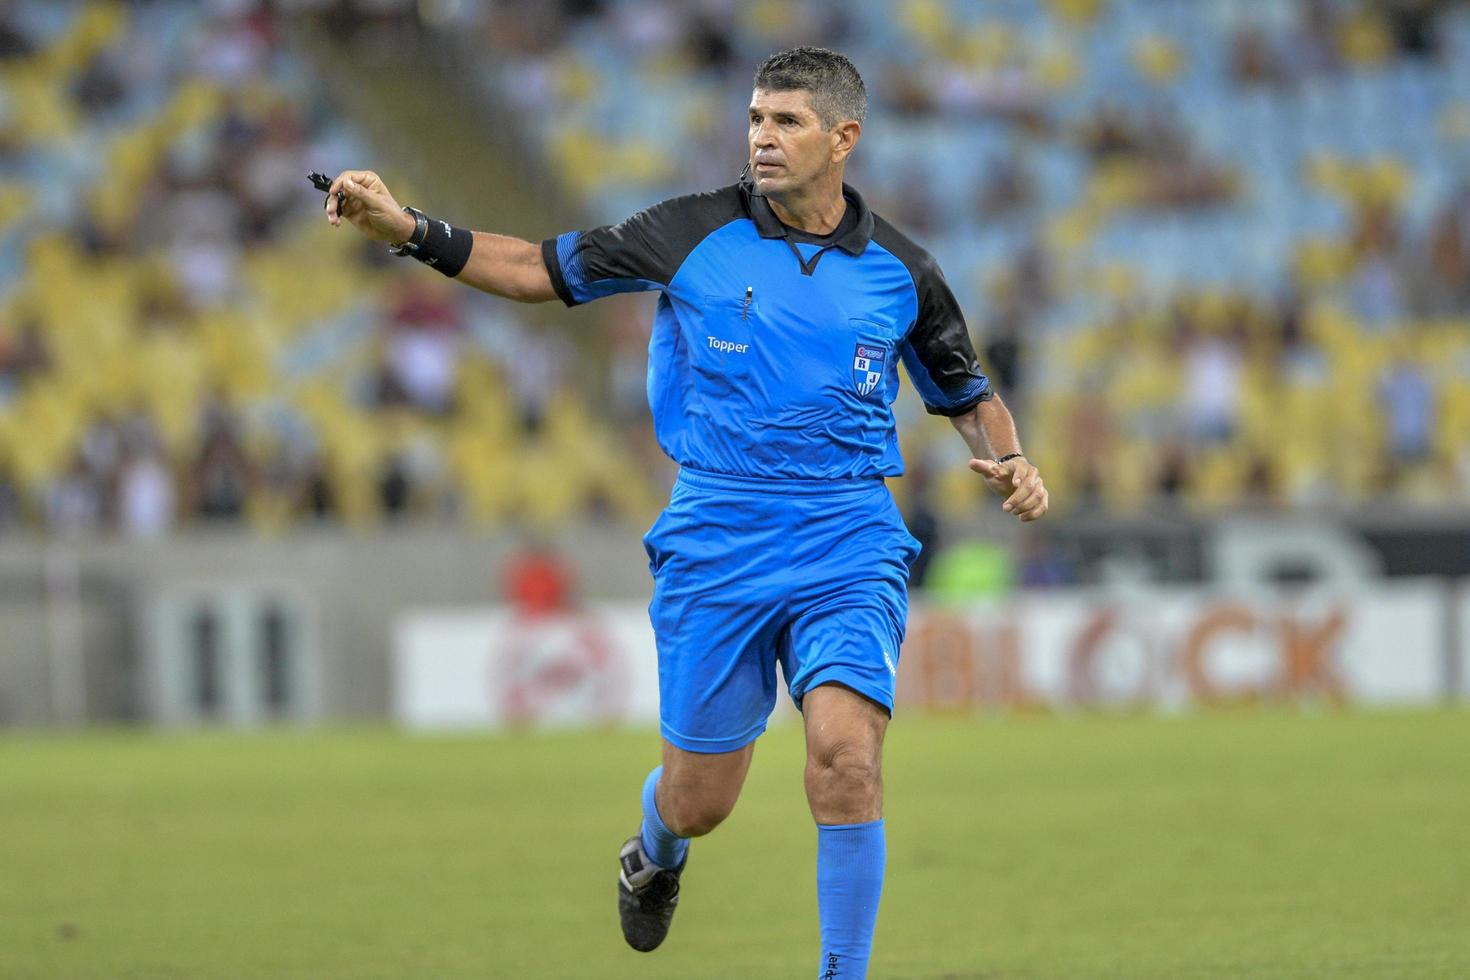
[
  {"left": 949, "top": 394, "right": 1050, "bottom": 522},
  {"left": 325, "top": 170, "right": 557, "bottom": 303}
]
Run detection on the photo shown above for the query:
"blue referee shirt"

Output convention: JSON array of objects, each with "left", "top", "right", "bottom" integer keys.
[{"left": 541, "top": 181, "right": 991, "bottom": 481}]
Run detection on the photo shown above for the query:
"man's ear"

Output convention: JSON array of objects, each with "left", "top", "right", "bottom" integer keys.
[{"left": 831, "top": 120, "right": 862, "bottom": 163}]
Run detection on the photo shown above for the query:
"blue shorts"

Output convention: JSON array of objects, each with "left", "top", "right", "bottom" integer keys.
[{"left": 642, "top": 468, "right": 921, "bottom": 754}]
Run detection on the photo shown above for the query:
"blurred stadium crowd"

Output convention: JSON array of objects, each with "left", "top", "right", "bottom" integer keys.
[
  {"left": 447, "top": 0, "right": 1470, "bottom": 515},
  {"left": 1, "top": 0, "right": 1468, "bottom": 540},
  {"left": 0, "top": 0, "right": 659, "bottom": 537}
]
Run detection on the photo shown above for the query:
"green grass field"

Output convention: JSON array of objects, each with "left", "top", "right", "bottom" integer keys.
[{"left": 2, "top": 710, "right": 1467, "bottom": 979}]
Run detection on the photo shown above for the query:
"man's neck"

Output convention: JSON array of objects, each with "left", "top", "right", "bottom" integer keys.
[{"left": 765, "top": 179, "right": 848, "bottom": 235}]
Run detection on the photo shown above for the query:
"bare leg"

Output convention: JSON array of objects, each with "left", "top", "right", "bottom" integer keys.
[
  {"left": 655, "top": 737, "right": 756, "bottom": 838},
  {"left": 617, "top": 737, "right": 756, "bottom": 952},
  {"left": 803, "top": 683, "right": 889, "bottom": 979},
  {"left": 802, "top": 684, "right": 887, "bottom": 824}
]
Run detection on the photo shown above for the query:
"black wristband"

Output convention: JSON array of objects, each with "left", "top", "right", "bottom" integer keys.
[
  {"left": 389, "top": 206, "right": 472, "bottom": 278},
  {"left": 995, "top": 452, "right": 1024, "bottom": 464}
]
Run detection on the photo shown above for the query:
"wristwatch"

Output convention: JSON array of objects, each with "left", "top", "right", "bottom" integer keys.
[{"left": 389, "top": 206, "right": 429, "bottom": 255}]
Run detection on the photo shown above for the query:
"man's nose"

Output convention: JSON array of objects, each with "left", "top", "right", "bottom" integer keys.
[{"left": 752, "top": 121, "right": 777, "bottom": 148}]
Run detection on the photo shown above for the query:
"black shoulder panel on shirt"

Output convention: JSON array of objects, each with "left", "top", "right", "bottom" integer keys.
[
  {"left": 870, "top": 214, "right": 993, "bottom": 415},
  {"left": 579, "top": 184, "right": 747, "bottom": 287}
]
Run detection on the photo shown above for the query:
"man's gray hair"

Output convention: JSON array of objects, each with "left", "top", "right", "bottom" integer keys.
[{"left": 753, "top": 46, "right": 867, "bottom": 129}]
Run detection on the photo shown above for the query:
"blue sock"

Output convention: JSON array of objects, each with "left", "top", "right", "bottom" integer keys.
[
  {"left": 639, "top": 766, "right": 689, "bottom": 870},
  {"left": 816, "top": 819, "right": 885, "bottom": 979}
]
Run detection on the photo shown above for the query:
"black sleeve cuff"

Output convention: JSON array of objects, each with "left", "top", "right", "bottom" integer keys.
[
  {"left": 540, "top": 237, "right": 578, "bottom": 308},
  {"left": 922, "top": 388, "right": 993, "bottom": 417}
]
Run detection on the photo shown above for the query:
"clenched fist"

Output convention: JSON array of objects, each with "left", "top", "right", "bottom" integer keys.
[{"left": 323, "top": 170, "right": 416, "bottom": 244}]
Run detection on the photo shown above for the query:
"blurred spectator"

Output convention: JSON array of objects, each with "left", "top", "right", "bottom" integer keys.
[
  {"left": 191, "top": 397, "right": 253, "bottom": 521},
  {"left": 46, "top": 452, "right": 104, "bottom": 536},
  {"left": 607, "top": 302, "right": 653, "bottom": 425},
  {"left": 154, "top": 157, "right": 245, "bottom": 308},
  {"left": 1155, "top": 441, "right": 1192, "bottom": 501},
  {"left": 1351, "top": 252, "right": 1408, "bottom": 327},
  {"left": 188, "top": 8, "right": 270, "bottom": 86},
  {"left": 982, "top": 300, "right": 1024, "bottom": 399},
  {"left": 379, "top": 285, "right": 462, "bottom": 415},
  {"left": 0, "top": 466, "right": 23, "bottom": 532},
  {"left": 0, "top": 11, "right": 34, "bottom": 59},
  {"left": 901, "top": 458, "right": 941, "bottom": 591},
  {"left": 1290, "top": 0, "right": 1344, "bottom": 78},
  {"left": 1081, "top": 103, "right": 1145, "bottom": 160},
  {"left": 1380, "top": 0, "right": 1447, "bottom": 57},
  {"left": 1178, "top": 328, "right": 1242, "bottom": 445},
  {"left": 235, "top": 108, "right": 307, "bottom": 243},
  {"left": 880, "top": 59, "right": 938, "bottom": 117},
  {"left": 1345, "top": 201, "right": 1411, "bottom": 326},
  {"left": 1016, "top": 533, "right": 1080, "bottom": 588},
  {"left": 685, "top": 12, "right": 736, "bottom": 72},
  {"left": 976, "top": 153, "right": 1035, "bottom": 221},
  {"left": 1230, "top": 28, "right": 1289, "bottom": 88},
  {"left": 1065, "top": 374, "right": 1115, "bottom": 511},
  {"left": 1275, "top": 288, "right": 1308, "bottom": 357},
  {"left": 933, "top": 54, "right": 1048, "bottom": 125},
  {"left": 1242, "top": 453, "right": 1279, "bottom": 510},
  {"left": 72, "top": 48, "right": 129, "bottom": 115},
  {"left": 118, "top": 446, "right": 175, "bottom": 538},
  {"left": 1378, "top": 357, "right": 1436, "bottom": 466},
  {"left": 1011, "top": 242, "right": 1051, "bottom": 313},
  {"left": 893, "top": 178, "right": 938, "bottom": 239},
  {"left": 299, "top": 456, "right": 338, "bottom": 522},
  {"left": 80, "top": 417, "right": 124, "bottom": 499},
  {"left": 926, "top": 539, "right": 1015, "bottom": 603},
  {"left": 379, "top": 453, "right": 412, "bottom": 520},
  {"left": 0, "top": 320, "right": 51, "bottom": 393},
  {"left": 1418, "top": 183, "right": 1470, "bottom": 315},
  {"left": 504, "top": 539, "right": 575, "bottom": 616},
  {"left": 1079, "top": 101, "right": 1236, "bottom": 209},
  {"left": 505, "top": 328, "right": 569, "bottom": 434}
]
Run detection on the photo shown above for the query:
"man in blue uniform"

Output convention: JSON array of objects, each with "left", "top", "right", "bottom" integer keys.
[{"left": 324, "top": 45, "right": 1048, "bottom": 980}]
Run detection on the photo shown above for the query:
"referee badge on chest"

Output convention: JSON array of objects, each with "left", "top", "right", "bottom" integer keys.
[{"left": 853, "top": 343, "right": 886, "bottom": 397}]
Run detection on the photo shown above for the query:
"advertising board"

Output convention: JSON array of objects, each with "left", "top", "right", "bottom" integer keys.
[{"left": 393, "top": 583, "right": 1459, "bottom": 729}]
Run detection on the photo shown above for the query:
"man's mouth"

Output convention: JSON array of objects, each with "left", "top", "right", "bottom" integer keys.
[{"left": 754, "top": 161, "right": 783, "bottom": 172}]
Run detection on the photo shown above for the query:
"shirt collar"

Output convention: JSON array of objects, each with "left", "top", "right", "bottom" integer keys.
[{"left": 740, "top": 180, "right": 874, "bottom": 256}]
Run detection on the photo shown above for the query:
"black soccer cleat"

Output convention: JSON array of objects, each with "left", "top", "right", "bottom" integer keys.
[{"left": 617, "top": 835, "right": 685, "bottom": 952}]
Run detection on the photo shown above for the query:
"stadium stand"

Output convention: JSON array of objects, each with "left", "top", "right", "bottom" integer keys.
[
  {"left": 0, "top": 0, "right": 661, "bottom": 537},
  {"left": 433, "top": 0, "right": 1470, "bottom": 517},
  {"left": 2, "top": 0, "right": 1468, "bottom": 539}
]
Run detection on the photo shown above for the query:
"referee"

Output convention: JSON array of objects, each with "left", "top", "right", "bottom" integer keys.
[{"left": 325, "top": 46, "right": 1048, "bottom": 980}]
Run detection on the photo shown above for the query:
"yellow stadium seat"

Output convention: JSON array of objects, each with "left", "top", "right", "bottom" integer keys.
[
  {"left": 898, "top": 0, "right": 952, "bottom": 49},
  {"left": 1132, "top": 35, "right": 1183, "bottom": 85},
  {"left": 1338, "top": 10, "right": 1394, "bottom": 67},
  {"left": 958, "top": 22, "right": 1018, "bottom": 71},
  {"left": 1035, "top": 41, "right": 1081, "bottom": 92},
  {"left": 1047, "top": 0, "right": 1102, "bottom": 26},
  {"left": 1099, "top": 439, "right": 1153, "bottom": 514}
]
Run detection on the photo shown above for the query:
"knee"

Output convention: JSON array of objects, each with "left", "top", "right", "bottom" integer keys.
[
  {"left": 660, "top": 792, "right": 735, "bottom": 839},
  {"left": 805, "top": 737, "right": 881, "bottom": 800}
]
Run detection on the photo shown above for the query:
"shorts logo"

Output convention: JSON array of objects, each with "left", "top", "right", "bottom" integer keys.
[{"left": 853, "top": 344, "right": 885, "bottom": 397}]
